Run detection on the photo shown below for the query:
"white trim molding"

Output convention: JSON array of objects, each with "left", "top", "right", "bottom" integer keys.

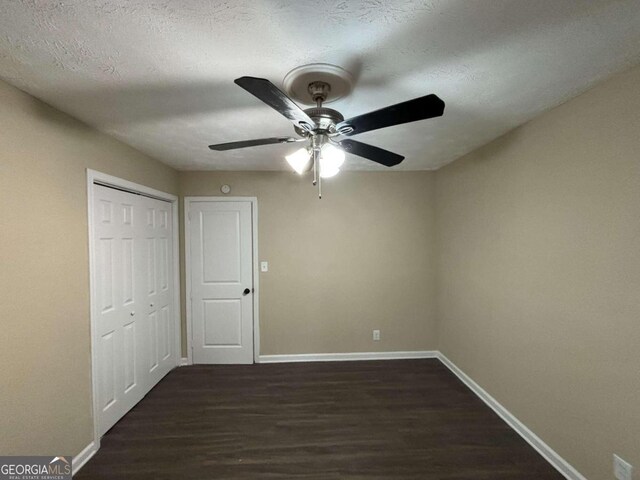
[
  {"left": 259, "top": 351, "right": 438, "bottom": 363},
  {"left": 72, "top": 440, "right": 98, "bottom": 476},
  {"left": 436, "top": 353, "right": 586, "bottom": 480},
  {"left": 179, "top": 357, "right": 190, "bottom": 366}
]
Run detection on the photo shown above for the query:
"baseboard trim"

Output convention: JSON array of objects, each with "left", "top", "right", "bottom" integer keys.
[
  {"left": 74, "top": 351, "right": 584, "bottom": 479},
  {"left": 72, "top": 440, "right": 98, "bottom": 476},
  {"left": 436, "top": 353, "right": 586, "bottom": 480},
  {"left": 258, "top": 350, "right": 438, "bottom": 363}
]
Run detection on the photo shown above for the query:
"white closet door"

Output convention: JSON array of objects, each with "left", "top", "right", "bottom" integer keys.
[
  {"left": 93, "top": 185, "right": 175, "bottom": 436},
  {"left": 142, "top": 195, "right": 175, "bottom": 386}
]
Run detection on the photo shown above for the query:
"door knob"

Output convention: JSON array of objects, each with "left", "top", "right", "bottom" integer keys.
[
  {"left": 243, "top": 288, "right": 251, "bottom": 296},
  {"left": 130, "top": 311, "right": 135, "bottom": 316}
]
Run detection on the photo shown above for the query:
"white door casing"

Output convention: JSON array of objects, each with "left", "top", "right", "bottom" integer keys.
[
  {"left": 91, "top": 183, "right": 177, "bottom": 436},
  {"left": 187, "top": 199, "right": 255, "bottom": 364}
]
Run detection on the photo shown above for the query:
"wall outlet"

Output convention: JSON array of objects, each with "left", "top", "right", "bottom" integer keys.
[
  {"left": 614, "top": 454, "right": 633, "bottom": 480},
  {"left": 260, "top": 261, "right": 268, "bottom": 272},
  {"left": 373, "top": 329, "right": 381, "bottom": 341}
]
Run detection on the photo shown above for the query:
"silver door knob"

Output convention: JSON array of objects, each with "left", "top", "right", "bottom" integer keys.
[{"left": 130, "top": 311, "right": 135, "bottom": 316}]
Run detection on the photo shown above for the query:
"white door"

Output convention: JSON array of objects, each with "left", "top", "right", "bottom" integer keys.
[
  {"left": 93, "top": 185, "right": 175, "bottom": 436},
  {"left": 188, "top": 200, "right": 254, "bottom": 364},
  {"left": 141, "top": 195, "right": 175, "bottom": 387}
]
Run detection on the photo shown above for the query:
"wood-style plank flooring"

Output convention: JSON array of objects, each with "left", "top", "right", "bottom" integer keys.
[{"left": 76, "top": 360, "right": 563, "bottom": 479}]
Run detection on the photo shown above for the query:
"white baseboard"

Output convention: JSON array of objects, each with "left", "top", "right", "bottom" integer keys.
[
  {"left": 258, "top": 350, "right": 438, "bottom": 363},
  {"left": 74, "top": 351, "right": 584, "bottom": 480},
  {"left": 258, "top": 350, "right": 583, "bottom": 479},
  {"left": 72, "top": 440, "right": 98, "bottom": 476},
  {"left": 436, "top": 353, "right": 586, "bottom": 480}
]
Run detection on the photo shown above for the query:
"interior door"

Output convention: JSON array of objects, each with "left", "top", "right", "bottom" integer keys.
[
  {"left": 189, "top": 200, "right": 254, "bottom": 364},
  {"left": 93, "top": 184, "right": 175, "bottom": 436}
]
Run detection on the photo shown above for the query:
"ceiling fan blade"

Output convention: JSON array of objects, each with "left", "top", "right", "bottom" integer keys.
[
  {"left": 338, "top": 139, "right": 404, "bottom": 167},
  {"left": 336, "top": 94, "right": 445, "bottom": 137},
  {"left": 209, "top": 136, "right": 303, "bottom": 151},
  {"left": 234, "top": 76, "right": 317, "bottom": 132}
]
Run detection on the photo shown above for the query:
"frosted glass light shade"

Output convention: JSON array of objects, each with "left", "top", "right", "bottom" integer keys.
[
  {"left": 319, "top": 160, "right": 340, "bottom": 178},
  {"left": 285, "top": 148, "right": 311, "bottom": 174},
  {"left": 320, "top": 144, "right": 345, "bottom": 178}
]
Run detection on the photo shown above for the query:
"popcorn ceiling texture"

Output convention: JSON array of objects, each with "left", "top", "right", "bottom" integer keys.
[{"left": 1, "top": 0, "right": 639, "bottom": 171}]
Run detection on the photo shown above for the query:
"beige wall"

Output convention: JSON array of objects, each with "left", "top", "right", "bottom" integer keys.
[
  {"left": 435, "top": 65, "right": 640, "bottom": 479},
  {"left": 179, "top": 171, "right": 437, "bottom": 355},
  {"left": 0, "top": 80, "right": 178, "bottom": 457},
  {"left": 2, "top": 58, "right": 638, "bottom": 480}
]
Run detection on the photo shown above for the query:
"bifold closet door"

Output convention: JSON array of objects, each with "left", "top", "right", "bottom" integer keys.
[
  {"left": 141, "top": 195, "right": 175, "bottom": 388},
  {"left": 92, "top": 184, "right": 175, "bottom": 436}
]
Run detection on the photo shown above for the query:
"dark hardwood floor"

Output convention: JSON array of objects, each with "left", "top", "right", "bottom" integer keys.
[{"left": 76, "top": 359, "right": 563, "bottom": 479}]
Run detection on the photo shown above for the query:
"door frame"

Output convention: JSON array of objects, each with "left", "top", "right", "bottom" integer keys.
[
  {"left": 184, "top": 196, "right": 260, "bottom": 365},
  {"left": 86, "top": 169, "right": 181, "bottom": 451}
]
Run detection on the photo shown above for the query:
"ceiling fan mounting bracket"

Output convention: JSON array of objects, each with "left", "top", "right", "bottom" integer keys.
[
  {"left": 283, "top": 63, "right": 354, "bottom": 106},
  {"left": 308, "top": 81, "right": 330, "bottom": 105}
]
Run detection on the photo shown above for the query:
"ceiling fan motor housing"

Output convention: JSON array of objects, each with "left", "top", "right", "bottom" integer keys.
[{"left": 294, "top": 107, "right": 344, "bottom": 136}]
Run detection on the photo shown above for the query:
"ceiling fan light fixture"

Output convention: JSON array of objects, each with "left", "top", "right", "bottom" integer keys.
[
  {"left": 285, "top": 147, "right": 311, "bottom": 174},
  {"left": 319, "top": 143, "right": 344, "bottom": 178},
  {"left": 320, "top": 143, "right": 345, "bottom": 169},
  {"left": 319, "top": 160, "right": 340, "bottom": 178}
]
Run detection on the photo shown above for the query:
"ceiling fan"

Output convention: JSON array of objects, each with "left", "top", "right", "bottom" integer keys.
[{"left": 209, "top": 68, "right": 445, "bottom": 198}]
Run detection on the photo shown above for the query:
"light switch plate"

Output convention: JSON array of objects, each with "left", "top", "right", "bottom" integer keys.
[
  {"left": 614, "top": 454, "right": 633, "bottom": 480},
  {"left": 260, "top": 261, "right": 268, "bottom": 272},
  {"left": 373, "top": 329, "right": 381, "bottom": 341}
]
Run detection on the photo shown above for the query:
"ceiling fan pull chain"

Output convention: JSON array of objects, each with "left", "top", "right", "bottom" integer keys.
[
  {"left": 311, "top": 135, "right": 322, "bottom": 187},
  {"left": 312, "top": 150, "right": 318, "bottom": 186}
]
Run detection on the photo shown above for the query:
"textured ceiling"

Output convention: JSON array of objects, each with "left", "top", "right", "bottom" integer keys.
[{"left": 1, "top": 1, "right": 639, "bottom": 171}]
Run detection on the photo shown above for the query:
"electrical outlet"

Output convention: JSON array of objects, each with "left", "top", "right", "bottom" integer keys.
[
  {"left": 614, "top": 454, "right": 633, "bottom": 480},
  {"left": 373, "top": 329, "right": 381, "bottom": 341},
  {"left": 260, "top": 261, "right": 268, "bottom": 272}
]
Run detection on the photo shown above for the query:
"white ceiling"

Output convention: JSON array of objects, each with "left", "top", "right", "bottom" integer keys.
[{"left": 1, "top": 1, "right": 639, "bottom": 171}]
